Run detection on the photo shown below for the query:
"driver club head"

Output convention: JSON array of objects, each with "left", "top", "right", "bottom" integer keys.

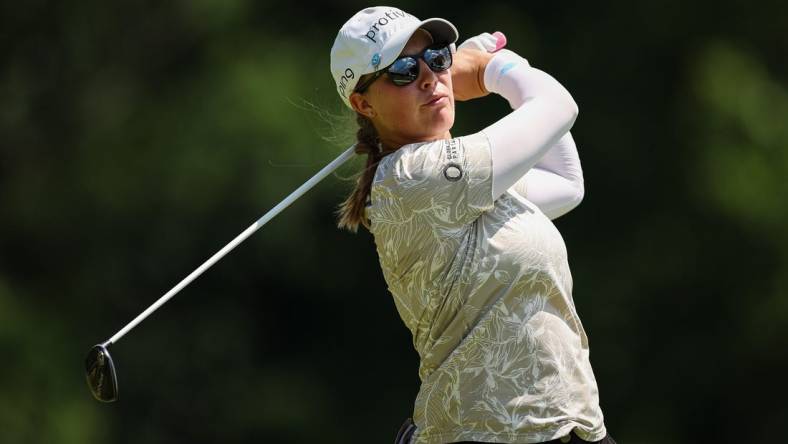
[{"left": 85, "top": 343, "right": 118, "bottom": 402}]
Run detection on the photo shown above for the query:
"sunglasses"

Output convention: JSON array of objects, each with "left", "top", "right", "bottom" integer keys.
[{"left": 354, "top": 44, "right": 453, "bottom": 93}]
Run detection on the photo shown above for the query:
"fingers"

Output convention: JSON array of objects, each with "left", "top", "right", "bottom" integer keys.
[
  {"left": 491, "top": 31, "right": 507, "bottom": 52},
  {"left": 457, "top": 31, "right": 507, "bottom": 53}
]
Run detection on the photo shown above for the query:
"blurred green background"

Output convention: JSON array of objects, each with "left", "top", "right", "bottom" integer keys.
[{"left": 2, "top": 0, "right": 787, "bottom": 443}]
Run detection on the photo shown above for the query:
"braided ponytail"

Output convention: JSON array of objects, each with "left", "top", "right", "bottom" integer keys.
[{"left": 336, "top": 113, "right": 385, "bottom": 233}]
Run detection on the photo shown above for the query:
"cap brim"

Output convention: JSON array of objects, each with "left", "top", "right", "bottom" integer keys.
[
  {"left": 418, "top": 18, "right": 459, "bottom": 46},
  {"left": 377, "top": 18, "right": 459, "bottom": 70}
]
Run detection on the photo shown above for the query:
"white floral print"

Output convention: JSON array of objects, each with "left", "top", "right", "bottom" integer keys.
[{"left": 368, "top": 132, "right": 606, "bottom": 444}]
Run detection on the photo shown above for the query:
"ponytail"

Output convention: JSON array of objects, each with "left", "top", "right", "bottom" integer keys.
[{"left": 336, "top": 113, "right": 384, "bottom": 233}]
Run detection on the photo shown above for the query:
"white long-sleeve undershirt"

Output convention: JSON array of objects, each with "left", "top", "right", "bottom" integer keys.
[{"left": 480, "top": 49, "right": 584, "bottom": 220}]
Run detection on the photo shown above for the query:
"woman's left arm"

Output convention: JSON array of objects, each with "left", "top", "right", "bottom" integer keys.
[
  {"left": 454, "top": 32, "right": 585, "bottom": 219},
  {"left": 510, "top": 131, "right": 585, "bottom": 220}
]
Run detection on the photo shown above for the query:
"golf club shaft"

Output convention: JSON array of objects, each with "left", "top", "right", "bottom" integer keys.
[{"left": 107, "top": 146, "right": 357, "bottom": 345}]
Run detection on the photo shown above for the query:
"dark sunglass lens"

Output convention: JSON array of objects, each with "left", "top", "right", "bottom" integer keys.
[
  {"left": 425, "top": 47, "right": 452, "bottom": 71},
  {"left": 388, "top": 57, "right": 419, "bottom": 85},
  {"left": 85, "top": 344, "right": 119, "bottom": 402}
]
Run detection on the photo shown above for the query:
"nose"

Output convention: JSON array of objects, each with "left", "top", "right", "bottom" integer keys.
[{"left": 417, "top": 58, "right": 438, "bottom": 90}]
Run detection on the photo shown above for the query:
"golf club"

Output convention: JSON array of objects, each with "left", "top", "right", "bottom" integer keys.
[{"left": 85, "top": 146, "right": 356, "bottom": 402}]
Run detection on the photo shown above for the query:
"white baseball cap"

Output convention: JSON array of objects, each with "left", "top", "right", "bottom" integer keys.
[{"left": 330, "top": 6, "right": 459, "bottom": 108}]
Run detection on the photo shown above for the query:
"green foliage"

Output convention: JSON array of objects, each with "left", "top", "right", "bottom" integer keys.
[{"left": 691, "top": 41, "right": 788, "bottom": 237}]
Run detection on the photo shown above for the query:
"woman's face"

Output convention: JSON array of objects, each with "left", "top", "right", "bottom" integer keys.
[{"left": 349, "top": 29, "right": 455, "bottom": 148}]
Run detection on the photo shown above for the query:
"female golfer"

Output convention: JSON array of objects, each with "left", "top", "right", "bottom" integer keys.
[{"left": 330, "top": 7, "right": 614, "bottom": 444}]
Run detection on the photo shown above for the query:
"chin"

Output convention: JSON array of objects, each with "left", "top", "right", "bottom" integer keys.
[
  {"left": 407, "top": 105, "right": 455, "bottom": 142},
  {"left": 433, "top": 108, "right": 455, "bottom": 136}
]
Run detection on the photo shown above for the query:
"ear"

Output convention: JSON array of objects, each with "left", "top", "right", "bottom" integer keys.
[{"left": 349, "top": 92, "right": 376, "bottom": 118}]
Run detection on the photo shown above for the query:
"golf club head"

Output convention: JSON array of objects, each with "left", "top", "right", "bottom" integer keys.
[{"left": 85, "top": 343, "right": 118, "bottom": 402}]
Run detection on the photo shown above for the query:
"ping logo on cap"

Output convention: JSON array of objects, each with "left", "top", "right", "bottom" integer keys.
[{"left": 337, "top": 68, "right": 355, "bottom": 97}]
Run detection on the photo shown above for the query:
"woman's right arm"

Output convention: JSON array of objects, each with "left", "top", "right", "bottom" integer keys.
[{"left": 480, "top": 49, "right": 579, "bottom": 200}]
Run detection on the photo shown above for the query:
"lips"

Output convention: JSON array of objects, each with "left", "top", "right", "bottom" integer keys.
[{"left": 424, "top": 95, "right": 448, "bottom": 106}]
